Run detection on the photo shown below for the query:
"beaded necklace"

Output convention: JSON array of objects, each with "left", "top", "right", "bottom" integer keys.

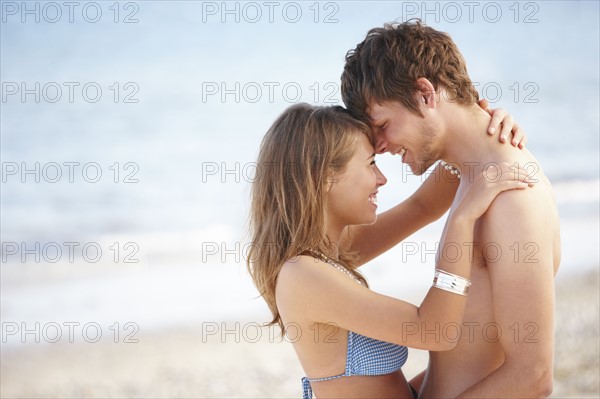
[
  {"left": 440, "top": 160, "right": 461, "bottom": 179},
  {"left": 307, "top": 249, "right": 363, "bottom": 286}
]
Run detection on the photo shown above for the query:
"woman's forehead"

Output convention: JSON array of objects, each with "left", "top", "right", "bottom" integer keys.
[{"left": 354, "top": 133, "right": 375, "bottom": 156}]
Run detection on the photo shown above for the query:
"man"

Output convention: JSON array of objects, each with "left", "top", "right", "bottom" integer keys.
[{"left": 340, "top": 21, "right": 560, "bottom": 398}]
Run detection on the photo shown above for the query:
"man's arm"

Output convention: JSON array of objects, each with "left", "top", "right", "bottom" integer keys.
[
  {"left": 457, "top": 189, "right": 556, "bottom": 398},
  {"left": 343, "top": 163, "right": 459, "bottom": 265}
]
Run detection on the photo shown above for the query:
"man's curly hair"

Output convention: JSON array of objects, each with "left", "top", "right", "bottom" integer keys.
[{"left": 341, "top": 20, "right": 479, "bottom": 123}]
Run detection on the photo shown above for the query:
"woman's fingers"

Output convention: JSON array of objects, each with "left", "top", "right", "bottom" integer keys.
[
  {"left": 480, "top": 163, "right": 536, "bottom": 187},
  {"left": 487, "top": 107, "right": 506, "bottom": 137},
  {"left": 497, "top": 114, "right": 515, "bottom": 143},
  {"left": 479, "top": 99, "right": 490, "bottom": 113},
  {"left": 485, "top": 106, "right": 527, "bottom": 148},
  {"left": 519, "top": 132, "right": 528, "bottom": 149}
]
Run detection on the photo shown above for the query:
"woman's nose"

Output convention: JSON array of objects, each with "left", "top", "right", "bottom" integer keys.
[{"left": 375, "top": 165, "right": 387, "bottom": 187}]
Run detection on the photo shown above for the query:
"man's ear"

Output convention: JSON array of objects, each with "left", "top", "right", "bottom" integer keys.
[{"left": 415, "top": 77, "right": 437, "bottom": 108}]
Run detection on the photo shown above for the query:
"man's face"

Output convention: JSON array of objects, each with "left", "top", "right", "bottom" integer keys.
[{"left": 368, "top": 100, "right": 439, "bottom": 176}]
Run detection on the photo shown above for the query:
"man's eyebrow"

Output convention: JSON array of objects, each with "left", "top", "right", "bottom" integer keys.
[{"left": 366, "top": 153, "right": 376, "bottom": 160}]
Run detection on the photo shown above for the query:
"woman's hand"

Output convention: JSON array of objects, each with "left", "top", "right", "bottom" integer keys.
[
  {"left": 453, "top": 163, "right": 534, "bottom": 222},
  {"left": 479, "top": 99, "right": 527, "bottom": 148}
]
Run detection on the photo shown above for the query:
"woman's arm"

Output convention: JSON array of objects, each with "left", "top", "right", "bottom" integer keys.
[
  {"left": 279, "top": 165, "right": 534, "bottom": 350},
  {"left": 343, "top": 163, "right": 458, "bottom": 265}
]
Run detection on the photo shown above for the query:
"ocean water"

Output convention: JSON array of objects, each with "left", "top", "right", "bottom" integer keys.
[{"left": 1, "top": 1, "right": 598, "bottom": 345}]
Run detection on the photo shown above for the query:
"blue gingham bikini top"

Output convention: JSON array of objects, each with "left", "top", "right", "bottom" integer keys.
[
  {"left": 300, "top": 254, "right": 409, "bottom": 398},
  {"left": 301, "top": 331, "right": 409, "bottom": 398}
]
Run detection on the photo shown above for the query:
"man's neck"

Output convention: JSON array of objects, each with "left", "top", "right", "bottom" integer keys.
[{"left": 438, "top": 104, "right": 506, "bottom": 176}]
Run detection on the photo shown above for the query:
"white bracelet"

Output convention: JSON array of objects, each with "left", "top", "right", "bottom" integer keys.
[{"left": 432, "top": 269, "right": 472, "bottom": 296}]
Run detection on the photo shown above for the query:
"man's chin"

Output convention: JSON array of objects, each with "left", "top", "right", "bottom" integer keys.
[{"left": 407, "top": 162, "right": 428, "bottom": 176}]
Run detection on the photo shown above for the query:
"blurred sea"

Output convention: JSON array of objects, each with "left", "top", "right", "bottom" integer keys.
[{"left": 1, "top": 1, "right": 598, "bottom": 345}]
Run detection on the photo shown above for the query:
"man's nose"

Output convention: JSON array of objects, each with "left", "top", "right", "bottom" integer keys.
[{"left": 374, "top": 136, "right": 388, "bottom": 154}]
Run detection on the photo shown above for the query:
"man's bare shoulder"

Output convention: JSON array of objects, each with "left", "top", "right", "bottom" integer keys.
[{"left": 479, "top": 168, "right": 559, "bottom": 240}]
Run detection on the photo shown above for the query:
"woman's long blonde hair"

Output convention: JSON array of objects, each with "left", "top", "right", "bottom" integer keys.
[{"left": 248, "top": 103, "right": 371, "bottom": 332}]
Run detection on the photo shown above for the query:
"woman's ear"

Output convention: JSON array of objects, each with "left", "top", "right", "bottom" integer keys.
[
  {"left": 415, "top": 77, "right": 437, "bottom": 108},
  {"left": 325, "top": 171, "right": 336, "bottom": 193}
]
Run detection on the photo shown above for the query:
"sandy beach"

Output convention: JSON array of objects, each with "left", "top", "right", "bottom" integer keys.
[{"left": 1, "top": 270, "right": 598, "bottom": 398}]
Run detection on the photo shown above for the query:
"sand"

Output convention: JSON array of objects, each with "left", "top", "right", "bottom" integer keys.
[{"left": 1, "top": 270, "right": 598, "bottom": 398}]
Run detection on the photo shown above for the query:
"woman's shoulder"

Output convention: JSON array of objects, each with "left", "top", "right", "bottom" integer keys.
[
  {"left": 278, "top": 255, "right": 325, "bottom": 286},
  {"left": 277, "top": 254, "right": 363, "bottom": 300},
  {"left": 275, "top": 255, "right": 328, "bottom": 320},
  {"left": 278, "top": 254, "right": 347, "bottom": 299}
]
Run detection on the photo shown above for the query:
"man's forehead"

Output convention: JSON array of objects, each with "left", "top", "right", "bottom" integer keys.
[{"left": 366, "top": 101, "right": 383, "bottom": 123}]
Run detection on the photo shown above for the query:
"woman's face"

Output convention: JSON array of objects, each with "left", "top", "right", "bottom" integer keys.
[{"left": 327, "top": 133, "right": 387, "bottom": 230}]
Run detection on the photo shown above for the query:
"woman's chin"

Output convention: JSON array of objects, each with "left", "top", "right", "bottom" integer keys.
[{"left": 359, "top": 214, "right": 378, "bottom": 226}]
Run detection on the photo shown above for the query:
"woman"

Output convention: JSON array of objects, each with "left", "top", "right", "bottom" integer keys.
[{"left": 247, "top": 104, "right": 532, "bottom": 398}]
